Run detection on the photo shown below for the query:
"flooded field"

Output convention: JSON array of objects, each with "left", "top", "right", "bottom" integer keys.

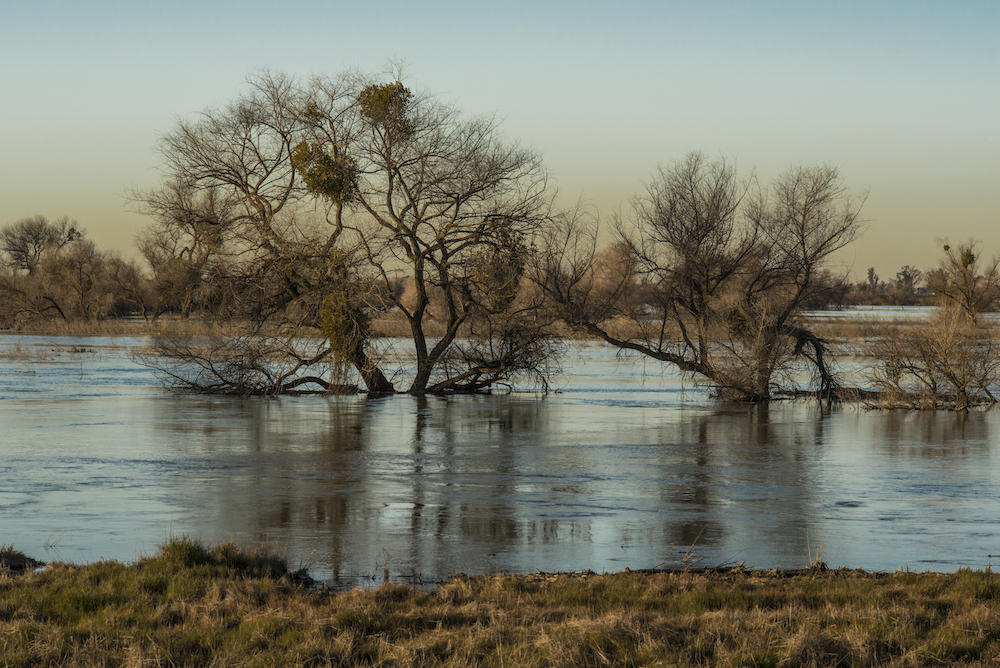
[{"left": 2, "top": 333, "right": 999, "bottom": 585}]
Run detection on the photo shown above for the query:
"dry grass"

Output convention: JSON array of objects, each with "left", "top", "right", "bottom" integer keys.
[
  {"left": 370, "top": 312, "right": 418, "bottom": 338},
  {"left": 5, "top": 318, "right": 148, "bottom": 337},
  {"left": 0, "top": 340, "right": 50, "bottom": 361},
  {"left": 0, "top": 545, "right": 43, "bottom": 572},
  {"left": 2, "top": 311, "right": 933, "bottom": 343},
  {"left": 803, "top": 316, "right": 904, "bottom": 345},
  {"left": 4, "top": 317, "right": 324, "bottom": 342},
  {"left": 7, "top": 312, "right": 890, "bottom": 347},
  {"left": 4, "top": 316, "right": 226, "bottom": 338},
  {"left": 3, "top": 539, "right": 1000, "bottom": 666}
]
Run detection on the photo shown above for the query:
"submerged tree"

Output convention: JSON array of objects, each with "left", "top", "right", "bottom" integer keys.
[
  {"left": 295, "top": 74, "right": 555, "bottom": 394},
  {"left": 870, "top": 240, "right": 1000, "bottom": 411},
  {"left": 539, "top": 153, "right": 866, "bottom": 402},
  {"left": 868, "top": 306, "right": 999, "bottom": 411},
  {"left": 135, "top": 68, "right": 557, "bottom": 395}
]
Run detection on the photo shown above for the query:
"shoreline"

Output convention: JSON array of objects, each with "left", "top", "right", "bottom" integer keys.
[{"left": 0, "top": 541, "right": 978, "bottom": 586}]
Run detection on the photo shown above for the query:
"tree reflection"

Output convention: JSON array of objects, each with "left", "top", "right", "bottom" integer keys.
[
  {"left": 147, "top": 392, "right": 1000, "bottom": 579},
  {"left": 872, "top": 411, "right": 991, "bottom": 459},
  {"left": 650, "top": 403, "right": 831, "bottom": 567}
]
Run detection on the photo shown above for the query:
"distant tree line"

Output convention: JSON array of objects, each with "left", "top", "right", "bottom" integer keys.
[
  {"left": 0, "top": 216, "right": 146, "bottom": 324},
  {"left": 2, "top": 67, "right": 998, "bottom": 408},
  {"left": 839, "top": 264, "right": 932, "bottom": 306}
]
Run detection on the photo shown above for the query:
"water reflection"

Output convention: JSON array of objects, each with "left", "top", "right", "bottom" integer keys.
[
  {"left": 144, "top": 393, "right": 1000, "bottom": 580},
  {"left": 3, "top": 335, "right": 1000, "bottom": 581},
  {"left": 871, "top": 410, "right": 992, "bottom": 458}
]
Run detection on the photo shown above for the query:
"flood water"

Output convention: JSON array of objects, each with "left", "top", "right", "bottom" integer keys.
[{"left": 2, "top": 333, "right": 1000, "bottom": 584}]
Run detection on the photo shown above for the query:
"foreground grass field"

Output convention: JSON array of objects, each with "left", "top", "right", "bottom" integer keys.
[{"left": 2, "top": 540, "right": 1000, "bottom": 667}]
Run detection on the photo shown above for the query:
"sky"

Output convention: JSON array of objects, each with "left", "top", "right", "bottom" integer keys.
[{"left": 2, "top": 0, "right": 997, "bottom": 281}]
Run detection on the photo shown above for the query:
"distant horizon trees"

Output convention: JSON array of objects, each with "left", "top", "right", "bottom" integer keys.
[{"left": 4, "top": 209, "right": 999, "bottom": 409}]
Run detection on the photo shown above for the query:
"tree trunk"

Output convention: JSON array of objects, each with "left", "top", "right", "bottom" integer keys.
[
  {"left": 409, "top": 356, "right": 434, "bottom": 395},
  {"left": 751, "top": 336, "right": 776, "bottom": 402},
  {"left": 353, "top": 348, "right": 394, "bottom": 394}
]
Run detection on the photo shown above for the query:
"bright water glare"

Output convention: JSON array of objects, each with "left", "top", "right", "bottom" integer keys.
[{"left": 2, "top": 333, "right": 1000, "bottom": 585}]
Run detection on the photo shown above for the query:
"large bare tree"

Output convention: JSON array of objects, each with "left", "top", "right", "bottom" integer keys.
[
  {"left": 539, "top": 153, "right": 866, "bottom": 402},
  {"left": 134, "top": 71, "right": 394, "bottom": 394},
  {"left": 136, "top": 69, "right": 557, "bottom": 395}
]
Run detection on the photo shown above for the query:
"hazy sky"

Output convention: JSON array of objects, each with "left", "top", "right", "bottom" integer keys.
[{"left": 2, "top": 0, "right": 996, "bottom": 279}]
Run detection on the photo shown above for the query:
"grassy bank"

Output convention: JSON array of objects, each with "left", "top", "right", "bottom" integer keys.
[{"left": 3, "top": 540, "right": 1000, "bottom": 666}]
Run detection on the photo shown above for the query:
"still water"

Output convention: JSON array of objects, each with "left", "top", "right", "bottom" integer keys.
[{"left": 2, "top": 334, "right": 1000, "bottom": 584}]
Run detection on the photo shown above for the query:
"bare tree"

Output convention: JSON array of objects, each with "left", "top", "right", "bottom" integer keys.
[
  {"left": 134, "top": 182, "right": 236, "bottom": 319},
  {"left": 103, "top": 252, "right": 149, "bottom": 318},
  {"left": 925, "top": 239, "right": 1000, "bottom": 316},
  {"left": 869, "top": 306, "right": 1000, "bottom": 410},
  {"left": 869, "top": 240, "right": 1000, "bottom": 411},
  {"left": 1, "top": 216, "right": 83, "bottom": 274},
  {"left": 136, "top": 69, "right": 557, "bottom": 395},
  {"left": 534, "top": 205, "right": 633, "bottom": 331},
  {"left": 0, "top": 234, "right": 143, "bottom": 326},
  {"left": 538, "top": 153, "right": 866, "bottom": 403},
  {"left": 40, "top": 240, "right": 114, "bottom": 320},
  {"left": 867, "top": 266, "right": 880, "bottom": 292},
  {"left": 740, "top": 163, "right": 865, "bottom": 399},
  {"left": 895, "top": 265, "right": 923, "bottom": 295}
]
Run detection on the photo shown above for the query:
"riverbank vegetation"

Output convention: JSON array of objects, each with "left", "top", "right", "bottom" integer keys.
[
  {"left": 3, "top": 66, "right": 999, "bottom": 406},
  {"left": 3, "top": 539, "right": 1000, "bottom": 667}
]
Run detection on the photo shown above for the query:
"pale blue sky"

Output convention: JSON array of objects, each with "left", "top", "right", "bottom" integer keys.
[{"left": 2, "top": 0, "right": 997, "bottom": 278}]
